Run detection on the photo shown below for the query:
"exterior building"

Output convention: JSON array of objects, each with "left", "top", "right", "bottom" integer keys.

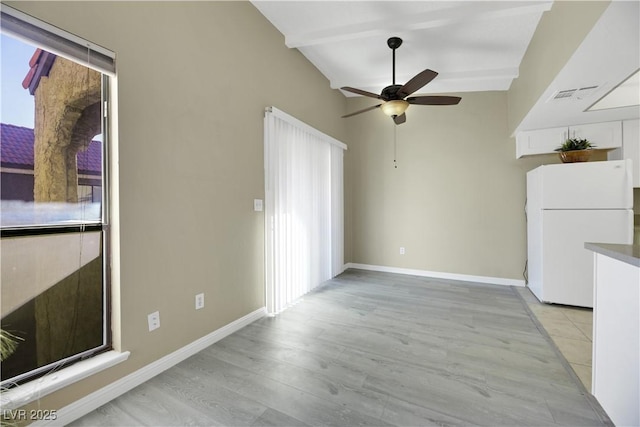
[{"left": 0, "top": 123, "right": 102, "bottom": 202}]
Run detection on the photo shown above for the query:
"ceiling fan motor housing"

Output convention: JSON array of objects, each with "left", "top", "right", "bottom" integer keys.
[{"left": 381, "top": 84, "right": 403, "bottom": 100}]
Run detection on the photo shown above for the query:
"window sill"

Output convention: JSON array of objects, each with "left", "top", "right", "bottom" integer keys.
[{"left": 0, "top": 350, "right": 130, "bottom": 410}]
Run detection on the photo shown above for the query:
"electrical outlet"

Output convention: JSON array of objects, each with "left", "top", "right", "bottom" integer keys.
[
  {"left": 195, "top": 293, "right": 205, "bottom": 310},
  {"left": 400, "top": 247, "right": 405, "bottom": 255},
  {"left": 147, "top": 311, "right": 160, "bottom": 331}
]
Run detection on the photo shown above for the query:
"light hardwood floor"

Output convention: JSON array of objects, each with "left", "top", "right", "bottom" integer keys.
[{"left": 71, "top": 269, "right": 611, "bottom": 426}]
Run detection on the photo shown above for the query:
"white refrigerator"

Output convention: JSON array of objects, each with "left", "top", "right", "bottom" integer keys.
[{"left": 526, "top": 159, "right": 633, "bottom": 308}]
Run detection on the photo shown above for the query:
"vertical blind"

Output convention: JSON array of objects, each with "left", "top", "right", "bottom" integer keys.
[{"left": 264, "top": 107, "right": 346, "bottom": 315}]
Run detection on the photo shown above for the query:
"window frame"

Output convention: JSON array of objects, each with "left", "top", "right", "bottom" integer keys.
[{"left": 0, "top": 5, "right": 117, "bottom": 390}]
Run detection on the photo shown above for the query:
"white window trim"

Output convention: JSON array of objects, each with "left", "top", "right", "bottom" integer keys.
[{"left": 0, "top": 351, "right": 130, "bottom": 410}]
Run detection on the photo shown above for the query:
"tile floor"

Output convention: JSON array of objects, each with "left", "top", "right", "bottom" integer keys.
[{"left": 516, "top": 286, "right": 593, "bottom": 391}]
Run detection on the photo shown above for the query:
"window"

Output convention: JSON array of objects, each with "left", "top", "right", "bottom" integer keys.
[{"left": 0, "top": 5, "right": 115, "bottom": 389}]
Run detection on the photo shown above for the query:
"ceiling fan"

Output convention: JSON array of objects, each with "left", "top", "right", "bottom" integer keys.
[{"left": 341, "top": 37, "right": 461, "bottom": 125}]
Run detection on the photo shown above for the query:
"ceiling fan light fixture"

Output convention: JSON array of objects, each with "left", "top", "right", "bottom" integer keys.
[{"left": 381, "top": 100, "right": 409, "bottom": 117}]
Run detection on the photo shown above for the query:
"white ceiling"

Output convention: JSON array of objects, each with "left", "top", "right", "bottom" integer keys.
[
  {"left": 516, "top": 0, "right": 640, "bottom": 132},
  {"left": 251, "top": 1, "right": 640, "bottom": 132},
  {"left": 251, "top": 1, "right": 552, "bottom": 95}
]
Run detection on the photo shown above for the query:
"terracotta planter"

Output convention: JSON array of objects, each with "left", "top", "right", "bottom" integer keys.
[{"left": 559, "top": 149, "right": 592, "bottom": 163}]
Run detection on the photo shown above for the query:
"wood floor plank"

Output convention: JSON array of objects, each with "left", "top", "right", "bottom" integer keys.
[
  {"left": 206, "top": 336, "right": 390, "bottom": 418},
  {"left": 381, "top": 395, "right": 474, "bottom": 427},
  {"left": 71, "top": 269, "right": 610, "bottom": 426},
  {"left": 250, "top": 408, "right": 309, "bottom": 427},
  {"left": 228, "top": 360, "right": 392, "bottom": 427},
  {"left": 151, "top": 366, "right": 267, "bottom": 426},
  {"left": 213, "top": 333, "right": 367, "bottom": 388},
  {"left": 69, "top": 401, "right": 142, "bottom": 427}
]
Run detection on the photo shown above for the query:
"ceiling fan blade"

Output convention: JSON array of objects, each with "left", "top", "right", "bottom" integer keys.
[
  {"left": 407, "top": 95, "right": 462, "bottom": 106},
  {"left": 397, "top": 69, "right": 438, "bottom": 98},
  {"left": 342, "top": 104, "right": 382, "bottom": 118},
  {"left": 393, "top": 113, "right": 406, "bottom": 125},
  {"left": 340, "top": 87, "right": 382, "bottom": 99}
]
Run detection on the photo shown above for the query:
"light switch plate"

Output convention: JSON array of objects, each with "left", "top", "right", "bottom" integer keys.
[{"left": 254, "top": 199, "right": 263, "bottom": 212}]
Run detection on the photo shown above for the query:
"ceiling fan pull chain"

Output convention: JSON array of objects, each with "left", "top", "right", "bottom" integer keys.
[{"left": 393, "top": 124, "right": 398, "bottom": 168}]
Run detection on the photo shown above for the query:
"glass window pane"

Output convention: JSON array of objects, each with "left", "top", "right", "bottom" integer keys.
[
  {"left": 1, "top": 34, "right": 103, "bottom": 229},
  {"left": 0, "top": 231, "right": 105, "bottom": 383},
  {"left": 1, "top": 23, "right": 110, "bottom": 388}
]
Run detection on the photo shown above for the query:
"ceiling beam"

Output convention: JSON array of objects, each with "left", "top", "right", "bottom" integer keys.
[
  {"left": 285, "top": 1, "right": 553, "bottom": 48},
  {"left": 330, "top": 67, "right": 520, "bottom": 90}
]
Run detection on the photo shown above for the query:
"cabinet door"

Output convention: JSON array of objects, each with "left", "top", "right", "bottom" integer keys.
[
  {"left": 570, "top": 121, "right": 622, "bottom": 149},
  {"left": 516, "top": 126, "right": 567, "bottom": 158}
]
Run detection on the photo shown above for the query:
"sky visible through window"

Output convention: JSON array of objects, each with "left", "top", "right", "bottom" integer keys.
[{"left": 1, "top": 34, "right": 36, "bottom": 128}]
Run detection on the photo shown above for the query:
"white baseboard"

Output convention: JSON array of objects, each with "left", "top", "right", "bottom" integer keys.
[
  {"left": 344, "top": 263, "right": 525, "bottom": 287},
  {"left": 34, "top": 307, "right": 266, "bottom": 427}
]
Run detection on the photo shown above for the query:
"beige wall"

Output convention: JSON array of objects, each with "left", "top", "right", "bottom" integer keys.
[
  {"left": 344, "top": 1, "right": 611, "bottom": 282},
  {"left": 6, "top": 0, "right": 347, "bottom": 412},
  {"left": 345, "top": 92, "right": 563, "bottom": 280},
  {"left": 507, "top": 0, "right": 609, "bottom": 135}
]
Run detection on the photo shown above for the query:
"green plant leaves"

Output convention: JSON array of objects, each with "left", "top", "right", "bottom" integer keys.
[{"left": 555, "top": 138, "right": 595, "bottom": 152}]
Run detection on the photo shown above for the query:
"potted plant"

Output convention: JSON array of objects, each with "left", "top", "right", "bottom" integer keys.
[{"left": 554, "top": 138, "right": 596, "bottom": 163}]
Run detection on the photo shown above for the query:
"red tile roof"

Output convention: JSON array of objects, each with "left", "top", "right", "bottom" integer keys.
[
  {"left": 1, "top": 123, "right": 102, "bottom": 174},
  {"left": 22, "top": 49, "right": 57, "bottom": 95}
]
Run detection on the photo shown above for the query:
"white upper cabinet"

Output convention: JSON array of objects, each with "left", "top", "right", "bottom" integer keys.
[
  {"left": 516, "top": 126, "right": 567, "bottom": 158},
  {"left": 570, "top": 121, "right": 623, "bottom": 149},
  {"left": 609, "top": 119, "right": 640, "bottom": 187},
  {"left": 516, "top": 121, "right": 623, "bottom": 159}
]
